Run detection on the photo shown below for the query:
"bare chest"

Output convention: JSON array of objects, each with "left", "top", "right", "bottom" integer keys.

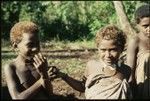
[
  {"left": 16, "top": 65, "right": 40, "bottom": 88},
  {"left": 139, "top": 40, "right": 150, "bottom": 51},
  {"left": 138, "top": 34, "right": 150, "bottom": 50}
]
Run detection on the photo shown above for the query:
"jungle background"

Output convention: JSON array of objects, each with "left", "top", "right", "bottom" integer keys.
[{"left": 1, "top": 1, "right": 149, "bottom": 100}]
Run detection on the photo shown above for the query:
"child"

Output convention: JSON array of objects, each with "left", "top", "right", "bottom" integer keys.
[
  {"left": 51, "top": 25, "right": 132, "bottom": 99},
  {"left": 4, "top": 21, "right": 52, "bottom": 99},
  {"left": 127, "top": 4, "right": 150, "bottom": 99}
]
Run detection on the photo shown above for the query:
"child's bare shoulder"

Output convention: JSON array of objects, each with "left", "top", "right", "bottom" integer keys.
[
  {"left": 87, "top": 60, "right": 101, "bottom": 67},
  {"left": 85, "top": 60, "right": 102, "bottom": 77},
  {"left": 4, "top": 61, "right": 16, "bottom": 74},
  {"left": 86, "top": 60, "right": 102, "bottom": 71}
]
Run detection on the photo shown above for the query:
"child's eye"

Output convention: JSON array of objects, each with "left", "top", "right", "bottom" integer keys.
[
  {"left": 27, "top": 43, "right": 32, "bottom": 47},
  {"left": 110, "top": 48, "right": 118, "bottom": 52},
  {"left": 27, "top": 41, "right": 39, "bottom": 48},
  {"left": 142, "top": 25, "right": 149, "bottom": 28},
  {"left": 27, "top": 43, "right": 34, "bottom": 48},
  {"left": 100, "top": 49, "right": 106, "bottom": 52}
]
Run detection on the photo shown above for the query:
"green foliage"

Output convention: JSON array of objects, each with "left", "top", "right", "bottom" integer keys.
[
  {"left": 1, "top": 1, "right": 21, "bottom": 39},
  {"left": 123, "top": 1, "right": 149, "bottom": 24},
  {"left": 19, "top": 1, "right": 47, "bottom": 22},
  {"left": 88, "top": 1, "right": 117, "bottom": 37},
  {"left": 1, "top": 1, "right": 148, "bottom": 42}
]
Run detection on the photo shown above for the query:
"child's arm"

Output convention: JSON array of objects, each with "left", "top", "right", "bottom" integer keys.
[
  {"left": 48, "top": 67, "right": 85, "bottom": 92},
  {"left": 58, "top": 72, "right": 85, "bottom": 92},
  {"left": 4, "top": 64, "right": 44, "bottom": 99},
  {"left": 33, "top": 53, "right": 51, "bottom": 94},
  {"left": 126, "top": 37, "right": 138, "bottom": 83}
]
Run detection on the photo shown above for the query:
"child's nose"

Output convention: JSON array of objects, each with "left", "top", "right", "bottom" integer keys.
[
  {"left": 105, "top": 51, "right": 111, "bottom": 57},
  {"left": 146, "top": 26, "right": 150, "bottom": 33}
]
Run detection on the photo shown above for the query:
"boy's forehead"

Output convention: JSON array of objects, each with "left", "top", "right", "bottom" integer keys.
[
  {"left": 139, "top": 17, "right": 150, "bottom": 25},
  {"left": 21, "top": 33, "right": 39, "bottom": 43},
  {"left": 22, "top": 33, "right": 38, "bottom": 39},
  {"left": 99, "top": 39, "right": 118, "bottom": 48}
]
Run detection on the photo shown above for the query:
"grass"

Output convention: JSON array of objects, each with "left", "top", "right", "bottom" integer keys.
[
  {"left": 1, "top": 39, "right": 95, "bottom": 67},
  {"left": 2, "top": 39, "right": 96, "bottom": 50},
  {"left": 48, "top": 58, "right": 86, "bottom": 75},
  {"left": 40, "top": 39, "right": 96, "bottom": 50}
]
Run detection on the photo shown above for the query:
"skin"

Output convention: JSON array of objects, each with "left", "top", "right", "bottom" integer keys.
[
  {"left": 97, "top": 39, "right": 130, "bottom": 80},
  {"left": 50, "top": 39, "right": 130, "bottom": 93},
  {"left": 127, "top": 17, "right": 150, "bottom": 83},
  {"left": 4, "top": 32, "right": 51, "bottom": 99},
  {"left": 98, "top": 39, "right": 121, "bottom": 66}
]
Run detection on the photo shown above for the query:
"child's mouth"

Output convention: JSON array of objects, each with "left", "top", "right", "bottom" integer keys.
[{"left": 105, "top": 59, "right": 112, "bottom": 63}]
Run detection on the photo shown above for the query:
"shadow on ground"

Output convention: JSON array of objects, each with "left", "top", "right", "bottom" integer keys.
[
  {"left": 49, "top": 93, "right": 79, "bottom": 100},
  {"left": 1, "top": 86, "right": 79, "bottom": 100}
]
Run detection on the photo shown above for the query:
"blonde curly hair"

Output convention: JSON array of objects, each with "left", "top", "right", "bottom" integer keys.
[
  {"left": 10, "top": 21, "right": 39, "bottom": 45},
  {"left": 95, "top": 25, "right": 126, "bottom": 51}
]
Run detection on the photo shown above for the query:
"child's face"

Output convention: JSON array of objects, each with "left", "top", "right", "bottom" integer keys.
[
  {"left": 98, "top": 39, "right": 121, "bottom": 66},
  {"left": 137, "top": 17, "right": 150, "bottom": 39},
  {"left": 17, "top": 33, "right": 40, "bottom": 60}
]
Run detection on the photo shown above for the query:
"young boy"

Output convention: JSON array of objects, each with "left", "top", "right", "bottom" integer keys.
[
  {"left": 4, "top": 21, "right": 52, "bottom": 99},
  {"left": 127, "top": 4, "right": 150, "bottom": 99},
  {"left": 52, "top": 25, "right": 132, "bottom": 99}
]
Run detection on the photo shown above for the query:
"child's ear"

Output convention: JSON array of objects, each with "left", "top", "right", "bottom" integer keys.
[{"left": 12, "top": 42, "right": 17, "bottom": 48}]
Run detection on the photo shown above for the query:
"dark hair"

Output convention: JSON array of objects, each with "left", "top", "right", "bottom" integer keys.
[
  {"left": 135, "top": 4, "right": 150, "bottom": 24},
  {"left": 96, "top": 25, "right": 126, "bottom": 51}
]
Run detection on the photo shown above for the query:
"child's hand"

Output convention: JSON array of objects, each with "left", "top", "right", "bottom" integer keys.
[
  {"left": 47, "top": 66, "right": 68, "bottom": 80},
  {"left": 47, "top": 66, "right": 59, "bottom": 80},
  {"left": 33, "top": 53, "right": 48, "bottom": 76}
]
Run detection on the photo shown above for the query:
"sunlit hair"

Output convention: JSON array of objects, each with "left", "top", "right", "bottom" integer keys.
[
  {"left": 10, "top": 21, "right": 39, "bottom": 45},
  {"left": 135, "top": 4, "right": 150, "bottom": 24},
  {"left": 95, "top": 25, "right": 126, "bottom": 51}
]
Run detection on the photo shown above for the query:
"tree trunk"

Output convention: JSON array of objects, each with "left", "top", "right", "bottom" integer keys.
[{"left": 113, "top": 1, "right": 136, "bottom": 38}]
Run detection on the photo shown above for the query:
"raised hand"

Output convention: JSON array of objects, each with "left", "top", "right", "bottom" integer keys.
[
  {"left": 33, "top": 53, "right": 48, "bottom": 77},
  {"left": 47, "top": 66, "right": 59, "bottom": 80}
]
